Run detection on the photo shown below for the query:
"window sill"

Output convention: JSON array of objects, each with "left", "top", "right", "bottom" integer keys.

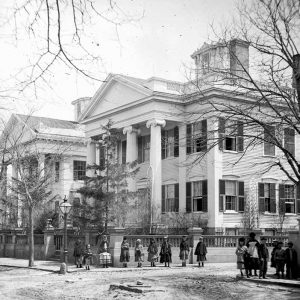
[
  {"left": 262, "top": 154, "right": 276, "bottom": 158},
  {"left": 222, "top": 150, "right": 238, "bottom": 154},
  {"left": 192, "top": 211, "right": 207, "bottom": 214},
  {"left": 262, "top": 212, "right": 277, "bottom": 216},
  {"left": 223, "top": 211, "right": 239, "bottom": 214},
  {"left": 285, "top": 213, "right": 297, "bottom": 216},
  {"left": 162, "top": 156, "right": 179, "bottom": 161}
]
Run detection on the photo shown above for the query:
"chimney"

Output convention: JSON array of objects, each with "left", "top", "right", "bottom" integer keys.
[
  {"left": 229, "top": 39, "right": 250, "bottom": 77},
  {"left": 71, "top": 97, "right": 92, "bottom": 122}
]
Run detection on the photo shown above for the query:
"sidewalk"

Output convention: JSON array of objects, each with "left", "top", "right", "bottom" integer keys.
[{"left": 1, "top": 257, "right": 300, "bottom": 288}]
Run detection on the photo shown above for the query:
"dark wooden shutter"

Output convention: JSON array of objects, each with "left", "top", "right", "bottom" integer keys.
[
  {"left": 161, "top": 130, "right": 166, "bottom": 159},
  {"left": 175, "top": 183, "right": 179, "bottom": 212},
  {"left": 201, "top": 120, "right": 207, "bottom": 151},
  {"left": 296, "top": 183, "right": 300, "bottom": 214},
  {"left": 219, "top": 180, "right": 225, "bottom": 211},
  {"left": 237, "top": 121, "right": 244, "bottom": 152},
  {"left": 202, "top": 180, "right": 208, "bottom": 212},
  {"left": 186, "top": 124, "right": 192, "bottom": 154},
  {"left": 186, "top": 182, "right": 192, "bottom": 213},
  {"left": 218, "top": 118, "right": 225, "bottom": 150},
  {"left": 270, "top": 183, "right": 276, "bottom": 213},
  {"left": 174, "top": 126, "right": 179, "bottom": 157},
  {"left": 279, "top": 184, "right": 285, "bottom": 214},
  {"left": 99, "top": 146, "right": 105, "bottom": 170},
  {"left": 162, "top": 185, "right": 165, "bottom": 213},
  {"left": 121, "top": 140, "right": 127, "bottom": 164},
  {"left": 138, "top": 136, "right": 143, "bottom": 163},
  {"left": 258, "top": 183, "right": 265, "bottom": 212},
  {"left": 238, "top": 181, "right": 244, "bottom": 212}
]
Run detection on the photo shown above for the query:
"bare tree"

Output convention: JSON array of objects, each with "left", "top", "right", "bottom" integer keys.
[
  {"left": 184, "top": 0, "right": 300, "bottom": 187},
  {"left": 0, "top": 0, "right": 143, "bottom": 99}
]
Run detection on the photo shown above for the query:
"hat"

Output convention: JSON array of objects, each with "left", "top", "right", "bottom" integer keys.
[
  {"left": 277, "top": 241, "right": 283, "bottom": 245},
  {"left": 199, "top": 236, "right": 203, "bottom": 240},
  {"left": 249, "top": 232, "right": 256, "bottom": 238},
  {"left": 260, "top": 237, "right": 267, "bottom": 241},
  {"left": 137, "top": 239, "right": 141, "bottom": 243},
  {"left": 288, "top": 241, "right": 293, "bottom": 245}
]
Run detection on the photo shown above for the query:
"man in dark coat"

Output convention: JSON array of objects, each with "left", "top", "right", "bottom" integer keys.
[
  {"left": 160, "top": 236, "right": 172, "bottom": 267},
  {"left": 258, "top": 237, "right": 269, "bottom": 279},
  {"left": 285, "top": 241, "right": 298, "bottom": 279},
  {"left": 73, "top": 239, "right": 84, "bottom": 268}
]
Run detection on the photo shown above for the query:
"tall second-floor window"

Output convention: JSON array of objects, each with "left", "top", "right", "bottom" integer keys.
[
  {"left": 73, "top": 160, "right": 86, "bottom": 181},
  {"left": 162, "top": 183, "right": 179, "bottom": 213},
  {"left": 219, "top": 180, "right": 244, "bottom": 212},
  {"left": 258, "top": 183, "right": 276, "bottom": 213},
  {"left": 186, "top": 180, "right": 207, "bottom": 212},
  {"left": 162, "top": 127, "right": 179, "bottom": 159},
  {"left": 264, "top": 125, "right": 275, "bottom": 156},
  {"left": 279, "top": 184, "right": 296, "bottom": 214},
  {"left": 186, "top": 120, "right": 207, "bottom": 154},
  {"left": 218, "top": 118, "right": 243, "bottom": 152},
  {"left": 284, "top": 128, "right": 295, "bottom": 157},
  {"left": 138, "top": 135, "right": 150, "bottom": 163}
]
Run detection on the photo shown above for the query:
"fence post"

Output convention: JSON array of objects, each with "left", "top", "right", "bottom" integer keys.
[
  {"left": 44, "top": 228, "right": 55, "bottom": 259},
  {"left": 109, "top": 227, "right": 125, "bottom": 267},
  {"left": 187, "top": 227, "right": 203, "bottom": 264}
]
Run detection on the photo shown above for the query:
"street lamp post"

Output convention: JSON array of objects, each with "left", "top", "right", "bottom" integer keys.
[{"left": 59, "top": 195, "right": 72, "bottom": 266}]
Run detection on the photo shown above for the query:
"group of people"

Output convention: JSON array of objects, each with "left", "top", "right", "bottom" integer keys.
[
  {"left": 73, "top": 239, "right": 93, "bottom": 270},
  {"left": 120, "top": 235, "right": 207, "bottom": 268},
  {"left": 236, "top": 232, "right": 298, "bottom": 279}
]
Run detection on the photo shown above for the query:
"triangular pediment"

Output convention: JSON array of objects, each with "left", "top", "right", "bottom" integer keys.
[{"left": 81, "top": 74, "right": 152, "bottom": 121}]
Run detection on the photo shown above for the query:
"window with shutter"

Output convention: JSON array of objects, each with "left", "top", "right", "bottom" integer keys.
[
  {"left": 279, "top": 184, "right": 296, "bottom": 214},
  {"left": 186, "top": 182, "right": 192, "bottom": 213},
  {"left": 174, "top": 126, "right": 179, "bottom": 157},
  {"left": 162, "top": 184, "right": 179, "bottom": 213},
  {"left": 258, "top": 182, "right": 276, "bottom": 213},
  {"left": 219, "top": 180, "right": 244, "bottom": 212},
  {"left": 264, "top": 125, "right": 275, "bottom": 156},
  {"left": 162, "top": 185, "right": 165, "bottom": 213},
  {"left": 219, "top": 118, "right": 243, "bottom": 152},
  {"left": 296, "top": 183, "right": 300, "bottom": 214},
  {"left": 186, "top": 121, "right": 207, "bottom": 154},
  {"left": 238, "top": 181, "right": 244, "bottom": 212},
  {"left": 219, "top": 180, "right": 225, "bottom": 211},
  {"left": 284, "top": 128, "right": 295, "bottom": 157},
  {"left": 137, "top": 135, "right": 150, "bottom": 163},
  {"left": 161, "top": 128, "right": 177, "bottom": 159},
  {"left": 218, "top": 118, "right": 225, "bottom": 150}
]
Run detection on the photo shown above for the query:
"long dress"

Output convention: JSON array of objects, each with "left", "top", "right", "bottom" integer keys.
[
  {"left": 179, "top": 240, "right": 189, "bottom": 261},
  {"left": 120, "top": 240, "right": 130, "bottom": 263},
  {"left": 160, "top": 241, "right": 172, "bottom": 263},
  {"left": 235, "top": 245, "right": 247, "bottom": 270},
  {"left": 147, "top": 243, "right": 158, "bottom": 262},
  {"left": 194, "top": 242, "right": 207, "bottom": 262}
]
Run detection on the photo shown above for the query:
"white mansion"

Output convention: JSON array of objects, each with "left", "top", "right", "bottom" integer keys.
[{"left": 77, "top": 39, "right": 300, "bottom": 234}]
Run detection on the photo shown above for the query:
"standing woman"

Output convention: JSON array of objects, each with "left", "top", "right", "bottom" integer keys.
[
  {"left": 160, "top": 236, "right": 172, "bottom": 267},
  {"left": 194, "top": 236, "right": 207, "bottom": 267},
  {"left": 135, "top": 239, "right": 144, "bottom": 268},
  {"left": 179, "top": 236, "right": 190, "bottom": 267},
  {"left": 98, "top": 235, "right": 111, "bottom": 268},
  {"left": 73, "top": 239, "right": 84, "bottom": 268},
  {"left": 120, "top": 237, "right": 130, "bottom": 268},
  {"left": 147, "top": 238, "right": 158, "bottom": 267}
]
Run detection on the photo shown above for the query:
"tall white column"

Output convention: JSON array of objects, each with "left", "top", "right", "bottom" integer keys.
[
  {"left": 123, "top": 126, "right": 139, "bottom": 191},
  {"left": 86, "top": 139, "right": 96, "bottom": 177},
  {"left": 206, "top": 117, "right": 223, "bottom": 230},
  {"left": 146, "top": 119, "right": 166, "bottom": 223},
  {"left": 178, "top": 123, "right": 187, "bottom": 212}
]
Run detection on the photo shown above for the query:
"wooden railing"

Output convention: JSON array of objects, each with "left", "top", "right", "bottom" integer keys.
[{"left": 126, "top": 235, "right": 182, "bottom": 248}]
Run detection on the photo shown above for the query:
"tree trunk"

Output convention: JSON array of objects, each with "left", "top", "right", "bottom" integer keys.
[{"left": 28, "top": 206, "right": 34, "bottom": 267}]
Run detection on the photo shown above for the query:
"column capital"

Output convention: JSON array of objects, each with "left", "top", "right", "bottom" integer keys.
[
  {"left": 146, "top": 119, "right": 166, "bottom": 128},
  {"left": 123, "top": 126, "right": 140, "bottom": 135}
]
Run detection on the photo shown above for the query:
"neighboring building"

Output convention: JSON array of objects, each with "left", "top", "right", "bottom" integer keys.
[
  {"left": 0, "top": 114, "right": 86, "bottom": 229},
  {"left": 78, "top": 39, "right": 300, "bottom": 234}
]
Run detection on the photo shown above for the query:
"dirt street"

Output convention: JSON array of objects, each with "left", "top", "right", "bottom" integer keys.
[{"left": 0, "top": 264, "right": 300, "bottom": 300}]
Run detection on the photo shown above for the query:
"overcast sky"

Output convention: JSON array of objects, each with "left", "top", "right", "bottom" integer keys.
[{"left": 0, "top": 0, "right": 237, "bottom": 121}]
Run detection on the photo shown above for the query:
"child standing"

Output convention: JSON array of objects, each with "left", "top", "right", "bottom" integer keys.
[
  {"left": 274, "top": 241, "right": 286, "bottom": 279},
  {"left": 147, "top": 238, "right": 158, "bottom": 267},
  {"left": 235, "top": 237, "right": 248, "bottom": 277},
  {"left": 120, "top": 237, "right": 130, "bottom": 268},
  {"left": 194, "top": 236, "right": 207, "bottom": 267},
  {"left": 246, "top": 232, "right": 260, "bottom": 276},
  {"left": 83, "top": 244, "right": 93, "bottom": 270},
  {"left": 160, "top": 236, "right": 172, "bottom": 267},
  {"left": 179, "top": 236, "right": 190, "bottom": 267},
  {"left": 135, "top": 239, "right": 144, "bottom": 268}
]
